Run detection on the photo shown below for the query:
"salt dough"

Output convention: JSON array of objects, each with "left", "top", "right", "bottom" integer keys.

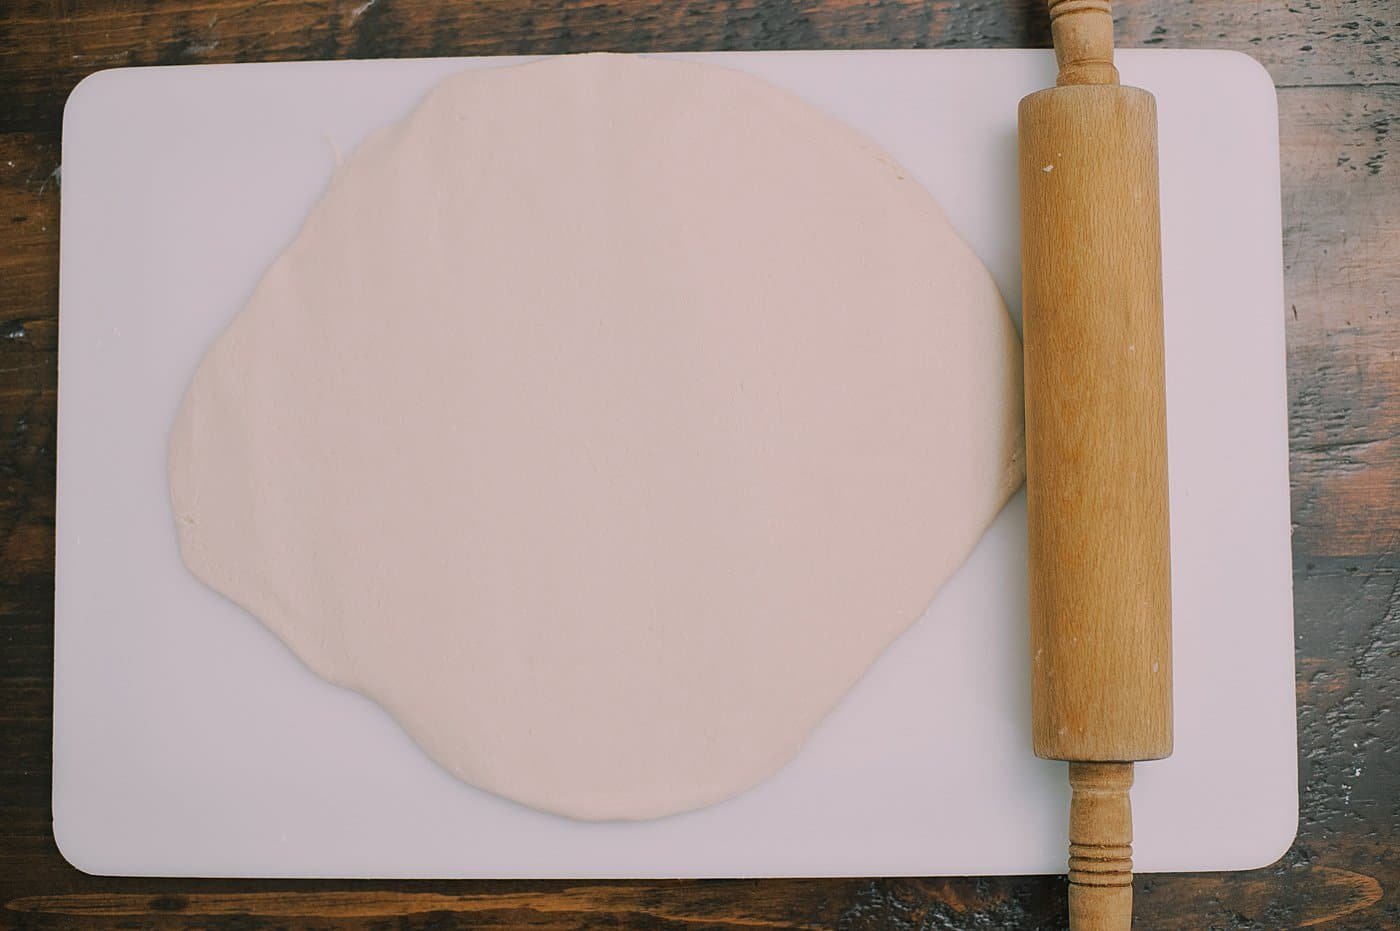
[{"left": 170, "top": 53, "right": 1025, "bottom": 821}]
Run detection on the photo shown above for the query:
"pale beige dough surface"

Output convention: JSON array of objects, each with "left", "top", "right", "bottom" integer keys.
[{"left": 170, "top": 53, "right": 1025, "bottom": 821}]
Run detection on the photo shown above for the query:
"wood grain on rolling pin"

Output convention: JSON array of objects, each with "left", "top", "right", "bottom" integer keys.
[
  {"left": 1020, "top": 79, "right": 1171, "bottom": 766},
  {"left": 1020, "top": 4, "right": 1171, "bottom": 928}
]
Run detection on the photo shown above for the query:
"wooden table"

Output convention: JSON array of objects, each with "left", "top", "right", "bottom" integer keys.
[{"left": 2, "top": 2, "right": 1395, "bottom": 928}]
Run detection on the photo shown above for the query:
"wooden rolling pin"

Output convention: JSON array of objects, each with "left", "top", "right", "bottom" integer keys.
[{"left": 1018, "top": 2, "right": 1173, "bottom": 929}]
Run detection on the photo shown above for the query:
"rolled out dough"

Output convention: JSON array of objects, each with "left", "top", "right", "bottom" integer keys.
[{"left": 170, "top": 53, "right": 1025, "bottom": 820}]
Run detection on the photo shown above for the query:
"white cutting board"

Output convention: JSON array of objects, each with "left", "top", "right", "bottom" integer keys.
[{"left": 54, "top": 49, "right": 1295, "bottom": 878}]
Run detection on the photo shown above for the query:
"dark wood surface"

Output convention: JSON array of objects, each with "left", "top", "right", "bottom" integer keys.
[{"left": 1, "top": 1, "right": 1396, "bottom": 928}]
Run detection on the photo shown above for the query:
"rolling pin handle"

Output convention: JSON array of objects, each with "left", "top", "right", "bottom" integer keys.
[
  {"left": 1048, "top": 0, "right": 1120, "bottom": 86},
  {"left": 1067, "top": 761, "right": 1135, "bottom": 931}
]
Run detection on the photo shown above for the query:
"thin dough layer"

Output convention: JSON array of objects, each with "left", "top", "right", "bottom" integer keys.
[{"left": 170, "top": 53, "right": 1025, "bottom": 820}]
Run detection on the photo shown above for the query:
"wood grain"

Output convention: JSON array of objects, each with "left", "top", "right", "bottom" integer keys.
[
  {"left": 0, "top": 0, "right": 1394, "bottom": 134},
  {"left": 1020, "top": 17, "right": 1171, "bottom": 922},
  {"left": 1283, "top": 83, "right": 1400, "bottom": 559},
  {"left": 1, "top": 1, "right": 1398, "bottom": 929},
  {"left": 1047, "top": 0, "right": 1119, "bottom": 87},
  {"left": 1067, "top": 762, "right": 1135, "bottom": 931},
  {"left": 1020, "top": 80, "right": 1172, "bottom": 764}
]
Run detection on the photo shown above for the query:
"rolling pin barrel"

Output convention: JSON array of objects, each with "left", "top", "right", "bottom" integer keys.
[
  {"left": 1019, "top": 2, "right": 1173, "bottom": 928},
  {"left": 1019, "top": 83, "right": 1173, "bottom": 764}
]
